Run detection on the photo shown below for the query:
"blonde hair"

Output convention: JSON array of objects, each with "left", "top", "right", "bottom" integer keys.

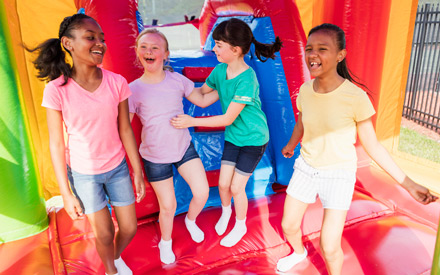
[{"left": 135, "top": 28, "right": 173, "bottom": 71}]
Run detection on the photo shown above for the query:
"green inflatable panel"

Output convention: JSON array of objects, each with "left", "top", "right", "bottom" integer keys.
[{"left": 0, "top": 1, "right": 48, "bottom": 243}]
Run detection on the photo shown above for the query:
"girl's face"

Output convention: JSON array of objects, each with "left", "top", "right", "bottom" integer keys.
[
  {"left": 213, "top": 40, "right": 240, "bottom": 64},
  {"left": 65, "top": 19, "right": 106, "bottom": 66},
  {"left": 305, "top": 31, "right": 346, "bottom": 79},
  {"left": 136, "top": 32, "right": 169, "bottom": 73}
]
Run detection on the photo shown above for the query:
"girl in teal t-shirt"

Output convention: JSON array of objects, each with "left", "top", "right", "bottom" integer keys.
[{"left": 171, "top": 18, "right": 282, "bottom": 247}]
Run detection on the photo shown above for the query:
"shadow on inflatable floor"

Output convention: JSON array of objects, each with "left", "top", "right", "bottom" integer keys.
[{"left": 1, "top": 164, "right": 438, "bottom": 275}]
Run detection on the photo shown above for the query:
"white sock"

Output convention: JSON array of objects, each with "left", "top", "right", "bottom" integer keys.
[
  {"left": 185, "top": 215, "right": 204, "bottom": 243},
  {"left": 105, "top": 273, "right": 118, "bottom": 275},
  {"left": 158, "top": 238, "right": 176, "bottom": 264},
  {"left": 276, "top": 247, "right": 308, "bottom": 272},
  {"left": 114, "top": 257, "right": 132, "bottom": 275},
  {"left": 215, "top": 204, "right": 232, "bottom": 235},
  {"left": 220, "top": 217, "right": 247, "bottom": 247}
]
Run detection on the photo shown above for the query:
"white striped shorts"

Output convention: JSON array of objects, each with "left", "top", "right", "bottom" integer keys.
[{"left": 286, "top": 156, "right": 356, "bottom": 210}]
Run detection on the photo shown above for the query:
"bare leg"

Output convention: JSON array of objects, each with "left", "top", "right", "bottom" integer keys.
[
  {"left": 215, "top": 164, "right": 235, "bottom": 235},
  {"left": 178, "top": 158, "right": 209, "bottom": 242},
  {"left": 320, "top": 208, "right": 348, "bottom": 275},
  {"left": 276, "top": 195, "right": 309, "bottom": 272},
  {"left": 150, "top": 178, "right": 177, "bottom": 264},
  {"left": 87, "top": 207, "right": 117, "bottom": 274},
  {"left": 113, "top": 203, "right": 137, "bottom": 259},
  {"left": 219, "top": 171, "right": 250, "bottom": 247},
  {"left": 177, "top": 158, "right": 209, "bottom": 220}
]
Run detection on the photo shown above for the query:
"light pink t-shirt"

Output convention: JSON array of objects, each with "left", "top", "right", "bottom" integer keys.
[
  {"left": 42, "top": 69, "right": 131, "bottom": 174},
  {"left": 129, "top": 71, "right": 194, "bottom": 163}
]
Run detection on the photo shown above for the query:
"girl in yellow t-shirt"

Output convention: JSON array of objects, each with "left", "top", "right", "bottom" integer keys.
[{"left": 277, "top": 23, "right": 437, "bottom": 274}]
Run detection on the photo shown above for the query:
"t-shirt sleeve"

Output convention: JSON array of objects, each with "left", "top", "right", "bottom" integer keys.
[
  {"left": 180, "top": 74, "right": 195, "bottom": 97},
  {"left": 41, "top": 82, "right": 62, "bottom": 111},
  {"left": 206, "top": 66, "right": 218, "bottom": 90},
  {"left": 119, "top": 76, "right": 132, "bottom": 102},
  {"left": 128, "top": 82, "right": 137, "bottom": 114},
  {"left": 354, "top": 91, "right": 376, "bottom": 122},
  {"left": 296, "top": 86, "right": 303, "bottom": 112},
  {"left": 231, "top": 78, "right": 258, "bottom": 105}
]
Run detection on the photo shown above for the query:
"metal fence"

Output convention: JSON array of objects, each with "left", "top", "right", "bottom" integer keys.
[{"left": 404, "top": 3, "right": 440, "bottom": 133}]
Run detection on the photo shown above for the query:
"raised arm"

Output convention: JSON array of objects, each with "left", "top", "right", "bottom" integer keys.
[
  {"left": 46, "top": 108, "right": 84, "bottom": 219},
  {"left": 357, "top": 117, "right": 437, "bottom": 204},
  {"left": 282, "top": 112, "right": 304, "bottom": 158},
  {"left": 118, "top": 99, "right": 145, "bottom": 202},
  {"left": 185, "top": 83, "right": 219, "bottom": 108},
  {"left": 170, "top": 101, "right": 245, "bottom": 128}
]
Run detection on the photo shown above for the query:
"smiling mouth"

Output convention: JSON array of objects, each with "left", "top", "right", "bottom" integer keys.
[
  {"left": 144, "top": 57, "right": 155, "bottom": 63},
  {"left": 91, "top": 50, "right": 103, "bottom": 55},
  {"left": 310, "top": 62, "right": 321, "bottom": 68}
]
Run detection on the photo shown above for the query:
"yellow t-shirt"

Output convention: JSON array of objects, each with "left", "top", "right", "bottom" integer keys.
[{"left": 297, "top": 79, "right": 376, "bottom": 170}]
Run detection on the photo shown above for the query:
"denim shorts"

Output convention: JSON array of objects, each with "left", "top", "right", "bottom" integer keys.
[
  {"left": 142, "top": 142, "right": 200, "bottom": 182},
  {"left": 67, "top": 158, "right": 135, "bottom": 214},
  {"left": 221, "top": 141, "right": 268, "bottom": 176}
]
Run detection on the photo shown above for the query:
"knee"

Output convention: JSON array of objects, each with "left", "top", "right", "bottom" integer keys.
[
  {"left": 193, "top": 188, "right": 209, "bottom": 204},
  {"left": 218, "top": 180, "right": 230, "bottom": 193},
  {"left": 320, "top": 241, "right": 341, "bottom": 260},
  {"left": 230, "top": 184, "right": 245, "bottom": 197},
  {"left": 95, "top": 229, "right": 115, "bottom": 246},
  {"left": 119, "top": 222, "right": 137, "bottom": 239},
  {"left": 281, "top": 219, "right": 301, "bottom": 236},
  {"left": 160, "top": 201, "right": 177, "bottom": 217}
]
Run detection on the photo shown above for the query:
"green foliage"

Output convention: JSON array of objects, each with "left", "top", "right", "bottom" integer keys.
[{"left": 398, "top": 127, "right": 440, "bottom": 163}]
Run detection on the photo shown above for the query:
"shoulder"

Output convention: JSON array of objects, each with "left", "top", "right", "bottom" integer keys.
[
  {"left": 299, "top": 80, "right": 313, "bottom": 93},
  {"left": 167, "top": 71, "right": 191, "bottom": 83},
  {"left": 45, "top": 75, "right": 69, "bottom": 91},
  {"left": 102, "top": 69, "right": 128, "bottom": 85}
]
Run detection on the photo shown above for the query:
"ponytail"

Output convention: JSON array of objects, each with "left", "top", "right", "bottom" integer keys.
[
  {"left": 26, "top": 13, "right": 94, "bottom": 85},
  {"left": 26, "top": 38, "right": 71, "bottom": 85},
  {"left": 212, "top": 18, "right": 282, "bottom": 63},
  {"left": 252, "top": 36, "right": 283, "bottom": 62}
]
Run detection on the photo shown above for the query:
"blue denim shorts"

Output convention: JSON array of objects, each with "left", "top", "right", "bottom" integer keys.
[
  {"left": 221, "top": 141, "right": 268, "bottom": 176},
  {"left": 142, "top": 142, "right": 200, "bottom": 182},
  {"left": 67, "top": 158, "right": 135, "bottom": 214}
]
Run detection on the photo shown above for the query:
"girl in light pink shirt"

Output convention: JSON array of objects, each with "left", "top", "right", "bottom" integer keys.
[
  {"left": 30, "top": 14, "right": 144, "bottom": 275},
  {"left": 129, "top": 29, "right": 218, "bottom": 264}
]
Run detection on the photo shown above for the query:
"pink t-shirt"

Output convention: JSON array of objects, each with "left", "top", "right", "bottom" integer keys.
[
  {"left": 42, "top": 69, "right": 131, "bottom": 174},
  {"left": 129, "top": 71, "right": 194, "bottom": 163}
]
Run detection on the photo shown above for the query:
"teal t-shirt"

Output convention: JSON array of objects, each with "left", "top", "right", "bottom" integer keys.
[{"left": 206, "top": 63, "right": 269, "bottom": 146}]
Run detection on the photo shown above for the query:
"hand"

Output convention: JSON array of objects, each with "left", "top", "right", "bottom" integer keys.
[
  {"left": 170, "top": 114, "right": 193, "bottom": 129},
  {"left": 63, "top": 194, "right": 84, "bottom": 220},
  {"left": 134, "top": 173, "right": 146, "bottom": 203},
  {"left": 281, "top": 145, "right": 295, "bottom": 158},
  {"left": 401, "top": 177, "right": 438, "bottom": 205}
]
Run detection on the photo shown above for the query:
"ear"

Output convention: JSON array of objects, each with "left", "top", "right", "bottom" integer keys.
[
  {"left": 61, "top": 36, "right": 72, "bottom": 52},
  {"left": 231, "top": 45, "right": 242, "bottom": 56},
  {"left": 338, "top": 49, "right": 347, "bottom": 62},
  {"left": 164, "top": 50, "right": 170, "bottom": 61}
]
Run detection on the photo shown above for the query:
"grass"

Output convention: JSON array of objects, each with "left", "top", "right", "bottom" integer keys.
[{"left": 398, "top": 127, "right": 440, "bottom": 163}]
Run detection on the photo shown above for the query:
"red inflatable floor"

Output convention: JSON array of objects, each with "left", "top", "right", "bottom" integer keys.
[{"left": 1, "top": 164, "right": 438, "bottom": 275}]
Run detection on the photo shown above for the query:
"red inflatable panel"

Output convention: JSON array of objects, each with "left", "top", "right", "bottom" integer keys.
[{"left": 181, "top": 66, "right": 214, "bottom": 82}]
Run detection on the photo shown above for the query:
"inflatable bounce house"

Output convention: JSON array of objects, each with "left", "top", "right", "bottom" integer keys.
[{"left": 1, "top": 0, "right": 440, "bottom": 274}]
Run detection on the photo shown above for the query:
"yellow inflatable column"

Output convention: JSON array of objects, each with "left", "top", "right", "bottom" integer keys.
[{"left": 4, "top": 0, "right": 76, "bottom": 198}]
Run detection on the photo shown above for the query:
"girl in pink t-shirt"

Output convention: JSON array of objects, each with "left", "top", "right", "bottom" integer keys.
[
  {"left": 128, "top": 29, "right": 218, "bottom": 264},
  {"left": 30, "top": 14, "right": 144, "bottom": 275}
]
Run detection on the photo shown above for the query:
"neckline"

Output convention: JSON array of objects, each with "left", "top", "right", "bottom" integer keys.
[
  {"left": 311, "top": 78, "right": 347, "bottom": 95},
  {"left": 225, "top": 64, "right": 251, "bottom": 81},
  {"left": 138, "top": 70, "right": 168, "bottom": 85},
  {"left": 70, "top": 68, "right": 105, "bottom": 95}
]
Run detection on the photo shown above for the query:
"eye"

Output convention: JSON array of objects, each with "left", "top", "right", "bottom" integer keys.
[
  {"left": 86, "top": 37, "right": 94, "bottom": 41},
  {"left": 305, "top": 48, "right": 311, "bottom": 52},
  {"left": 319, "top": 48, "right": 327, "bottom": 51}
]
